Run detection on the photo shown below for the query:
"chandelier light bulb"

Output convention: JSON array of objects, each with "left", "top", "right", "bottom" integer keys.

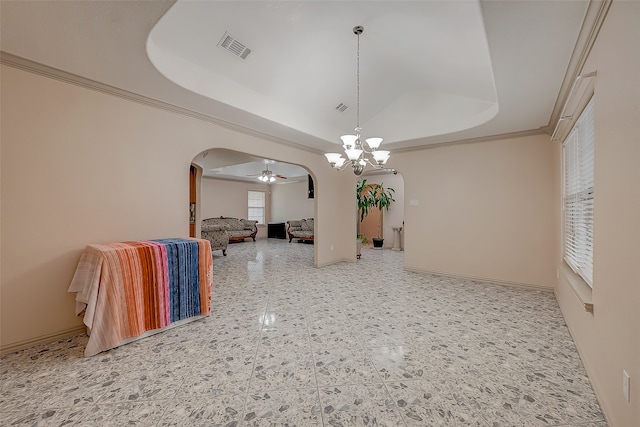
[
  {"left": 325, "top": 152, "right": 343, "bottom": 164},
  {"left": 365, "top": 137, "right": 383, "bottom": 150},
  {"left": 340, "top": 134, "right": 358, "bottom": 149},
  {"left": 372, "top": 150, "right": 390, "bottom": 164},
  {"left": 334, "top": 158, "right": 347, "bottom": 168},
  {"left": 345, "top": 148, "right": 363, "bottom": 161}
]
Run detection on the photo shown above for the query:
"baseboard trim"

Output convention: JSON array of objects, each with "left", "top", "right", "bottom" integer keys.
[
  {"left": 404, "top": 267, "right": 554, "bottom": 293},
  {"left": 0, "top": 325, "right": 87, "bottom": 356},
  {"left": 316, "top": 257, "right": 355, "bottom": 268}
]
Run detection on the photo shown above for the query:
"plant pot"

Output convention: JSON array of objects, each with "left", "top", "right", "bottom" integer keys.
[{"left": 372, "top": 238, "right": 384, "bottom": 249}]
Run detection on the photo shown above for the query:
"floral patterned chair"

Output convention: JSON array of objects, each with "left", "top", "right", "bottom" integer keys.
[
  {"left": 200, "top": 223, "right": 230, "bottom": 256},
  {"left": 286, "top": 218, "right": 314, "bottom": 242}
]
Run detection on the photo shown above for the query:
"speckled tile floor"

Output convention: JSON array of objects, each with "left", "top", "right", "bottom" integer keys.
[{"left": 1, "top": 239, "right": 606, "bottom": 426}]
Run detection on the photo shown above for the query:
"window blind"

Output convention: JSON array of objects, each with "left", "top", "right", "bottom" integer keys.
[
  {"left": 248, "top": 190, "right": 265, "bottom": 224},
  {"left": 563, "top": 98, "right": 594, "bottom": 286}
]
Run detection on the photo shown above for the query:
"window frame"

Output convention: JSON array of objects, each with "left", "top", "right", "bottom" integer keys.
[
  {"left": 247, "top": 190, "right": 266, "bottom": 225},
  {"left": 562, "top": 97, "right": 595, "bottom": 287}
]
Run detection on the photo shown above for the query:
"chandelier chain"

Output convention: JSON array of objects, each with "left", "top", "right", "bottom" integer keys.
[{"left": 356, "top": 29, "right": 360, "bottom": 131}]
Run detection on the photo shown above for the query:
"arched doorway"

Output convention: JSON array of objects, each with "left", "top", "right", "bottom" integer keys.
[{"left": 190, "top": 148, "right": 317, "bottom": 262}]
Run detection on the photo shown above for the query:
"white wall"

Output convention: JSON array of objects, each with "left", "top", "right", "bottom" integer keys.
[{"left": 270, "top": 180, "right": 314, "bottom": 223}]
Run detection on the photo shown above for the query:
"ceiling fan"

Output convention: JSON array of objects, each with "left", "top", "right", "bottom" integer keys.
[{"left": 247, "top": 163, "right": 287, "bottom": 183}]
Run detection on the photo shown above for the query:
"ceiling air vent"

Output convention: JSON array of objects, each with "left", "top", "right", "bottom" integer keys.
[
  {"left": 336, "top": 103, "right": 348, "bottom": 113},
  {"left": 218, "top": 32, "right": 252, "bottom": 60}
]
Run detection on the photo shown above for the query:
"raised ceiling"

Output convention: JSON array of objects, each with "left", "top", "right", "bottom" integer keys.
[
  {"left": 1, "top": 0, "right": 589, "bottom": 157},
  {"left": 147, "top": 1, "right": 498, "bottom": 146}
]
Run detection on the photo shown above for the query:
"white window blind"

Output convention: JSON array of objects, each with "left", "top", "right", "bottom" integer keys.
[
  {"left": 248, "top": 191, "right": 265, "bottom": 224},
  {"left": 563, "top": 98, "right": 594, "bottom": 286}
]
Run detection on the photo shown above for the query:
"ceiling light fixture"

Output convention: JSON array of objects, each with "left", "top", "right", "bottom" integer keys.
[
  {"left": 325, "top": 25, "right": 390, "bottom": 176},
  {"left": 258, "top": 165, "right": 276, "bottom": 183}
]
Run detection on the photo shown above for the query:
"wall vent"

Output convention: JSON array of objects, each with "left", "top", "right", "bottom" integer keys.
[
  {"left": 218, "top": 32, "right": 252, "bottom": 60},
  {"left": 336, "top": 103, "right": 348, "bottom": 112}
]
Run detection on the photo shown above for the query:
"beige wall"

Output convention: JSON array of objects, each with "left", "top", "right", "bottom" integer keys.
[
  {"left": 394, "top": 134, "right": 558, "bottom": 288},
  {"left": 554, "top": 2, "right": 640, "bottom": 426},
  {"left": 0, "top": 65, "right": 356, "bottom": 351},
  {"left": 270, "top": 180, "right": 314, "bottom": 223},
  {"left": 200, "top": 177, "right": 271, "bottom": 239}
]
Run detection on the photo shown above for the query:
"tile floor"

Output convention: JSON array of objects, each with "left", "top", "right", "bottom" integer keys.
[{"left": 1, "top": 239, "right": 606, "bottom": 426}]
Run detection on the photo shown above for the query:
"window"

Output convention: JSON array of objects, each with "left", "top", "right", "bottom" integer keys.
[
  {"left": 563, "top": 98, "right": 594, "bottom": 287},
  {"left": 248, "top": 190, "right": 265, "bottom": 224}
]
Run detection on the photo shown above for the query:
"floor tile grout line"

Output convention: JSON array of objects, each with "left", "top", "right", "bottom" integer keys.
[
  {"left": 240, "top": 274, "right": 270, "bottom": 426},
  {"left": 303, "top": 287, "right": 326, "bottom": 427}
]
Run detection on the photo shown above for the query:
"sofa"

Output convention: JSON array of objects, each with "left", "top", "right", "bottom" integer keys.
[
  {"left": 286, "top": 218, "right": 314, "bottom": 242},
  {"left": 202, "top": 216, "right": 258, "bottom": 243},
  {"left": 200, "top": 223, "right": 229, "bottom": 256}
]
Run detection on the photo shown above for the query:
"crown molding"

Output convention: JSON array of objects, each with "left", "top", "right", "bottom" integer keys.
[
  {"left": 391, "top": 127, "right": 548, "bottom": 154},
  {"left": 547, "top": 0, "right": 612, "bottom": 131},
  {"left": 0, "top": 51, "right": 323, "bottom": 155}
]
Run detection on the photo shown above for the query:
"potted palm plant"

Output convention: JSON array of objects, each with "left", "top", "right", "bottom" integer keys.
[
  {"left": 356, "top": 179, "right": 395, "bottom": 252},
  {"left": 356, "top": 179, "right": 375, "bottom": 258},
  {"left": 367, "top": 183, "right": 395, "bottom": 248}
]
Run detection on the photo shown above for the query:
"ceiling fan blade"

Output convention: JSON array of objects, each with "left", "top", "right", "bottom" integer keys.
[{"left": 274, "top": 174, "right": 287, "bottom": 179}]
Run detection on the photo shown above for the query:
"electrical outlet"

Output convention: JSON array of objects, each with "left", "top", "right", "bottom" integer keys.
[{"left": 623, "top": 370, "right": 630, "bottom": 402}]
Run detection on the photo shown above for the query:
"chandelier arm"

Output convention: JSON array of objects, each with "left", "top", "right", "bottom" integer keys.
[
  {"left": 330, "top": 161, "right": 352, "bottom": 172},
  {"left": 362, "top": 158, "right": 385, "bottom": 168}
]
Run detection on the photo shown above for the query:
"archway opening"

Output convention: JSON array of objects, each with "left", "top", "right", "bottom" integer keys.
[{"left": 190, "top": 148, "right": 317, "bottom": 262}]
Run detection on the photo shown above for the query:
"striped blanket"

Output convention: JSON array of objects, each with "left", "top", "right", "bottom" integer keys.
[{"left": 68, "top": 238, "right": 212, "bottom": 356}]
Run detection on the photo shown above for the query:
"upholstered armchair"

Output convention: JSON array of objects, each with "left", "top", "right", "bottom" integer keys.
[
  {"left": 201, "top": 223, "right": 230, "bottom": 256},
  {"left": 286, "top": 218, "right": 314, "bottom": 242}
]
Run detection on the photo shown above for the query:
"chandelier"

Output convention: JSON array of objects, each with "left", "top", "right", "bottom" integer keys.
[{"left": 325, "top": 25, "right": 390, "bottom": 176}]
